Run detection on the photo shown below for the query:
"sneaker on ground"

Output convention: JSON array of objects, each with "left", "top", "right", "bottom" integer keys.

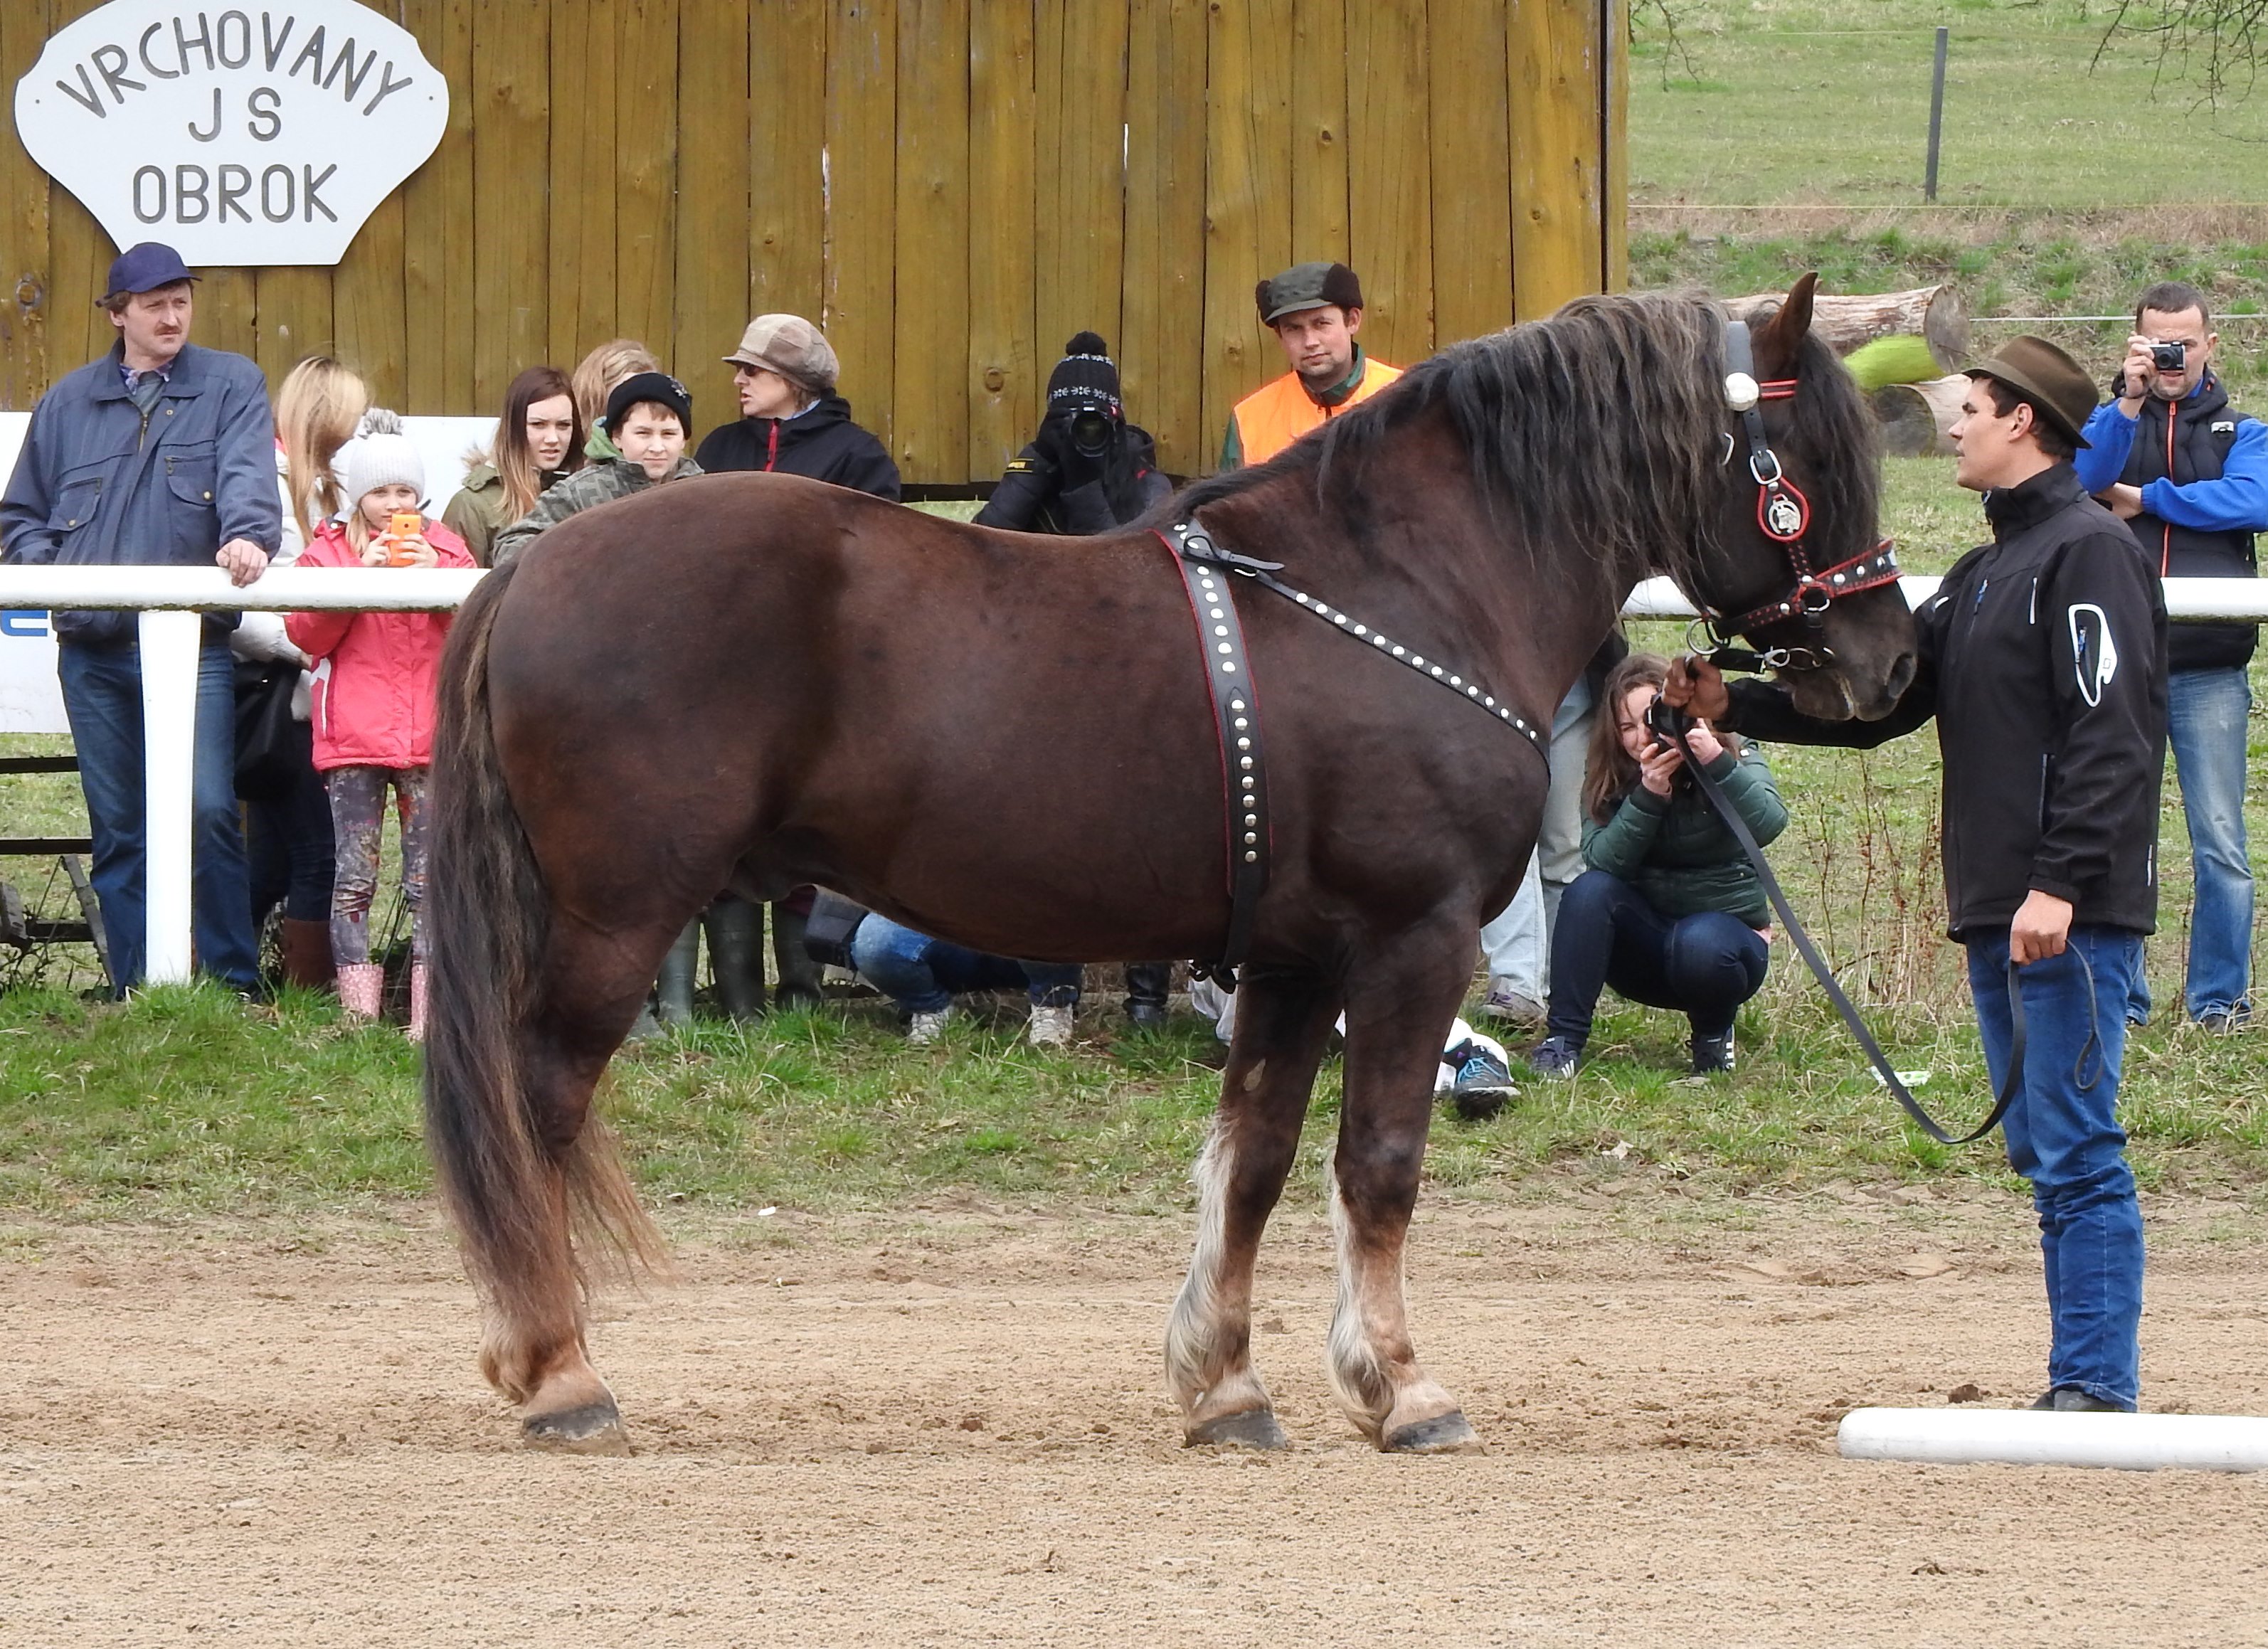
[
  {"left": 1691, "top": 1026, "right": 1736, "bottom": 1075},
  {"left": 1027, "top": 1003, "right": 1075, "bottom": 1047},
  {"left": 2193, "top": 1004, "right": 2251, "bottom": 1034},
  {"left": 1448, "top": 1049, "right": 1518, "bottom": 1120},
  {"left": 1527, "top": 1034, "right": 1580, "bottom": 1078},
  {"left": 907, "top": 1004, "right": 958, "bottom": 1046},
  {"left": 1479, "top": 986, "right": 1547, "bottom": 1029}
]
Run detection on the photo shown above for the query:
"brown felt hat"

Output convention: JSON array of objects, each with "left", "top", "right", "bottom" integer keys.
[
  {"left": 724, "top": 314, "right": 839, "bottom": 394},
  {"left": 1965, "top": 335, "right": 2097, "bottom": 449}
]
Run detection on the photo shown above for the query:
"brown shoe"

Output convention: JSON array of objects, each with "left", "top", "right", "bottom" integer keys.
[{"left": 279, "top": 917, "right": 334, "bottom": 992}]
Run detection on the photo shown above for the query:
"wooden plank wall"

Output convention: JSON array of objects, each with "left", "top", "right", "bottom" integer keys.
[{"left": 0, "top": 0, "right": 1626, "bottom": 481}]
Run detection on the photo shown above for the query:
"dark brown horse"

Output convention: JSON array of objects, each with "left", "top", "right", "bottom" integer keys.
[{"left": 423, "top": 277, "right": 1915, "bottom": 1456}]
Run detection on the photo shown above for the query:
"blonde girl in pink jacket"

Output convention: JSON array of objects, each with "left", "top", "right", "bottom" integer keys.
[{"left": 286, "top": 410, "right": 473, "bottom": 1036}]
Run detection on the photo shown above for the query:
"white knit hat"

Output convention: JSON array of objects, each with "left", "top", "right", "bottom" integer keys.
[{"left": 339, "top": 408, "right": 424, "bottom": 504}]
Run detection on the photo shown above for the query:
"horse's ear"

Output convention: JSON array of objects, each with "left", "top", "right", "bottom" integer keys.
[{"left": 1754, "top": 272, "right": 1820, "bottom": 376}]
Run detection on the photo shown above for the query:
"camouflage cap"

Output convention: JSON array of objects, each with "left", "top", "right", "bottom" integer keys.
[{"left": 1255, "top": 262, "right": 1364, "bottom": 327}]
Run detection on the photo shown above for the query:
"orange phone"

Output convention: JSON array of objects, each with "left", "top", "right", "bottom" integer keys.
[{"left": 385, "top": 510, "right": 423, "bottom": 566}]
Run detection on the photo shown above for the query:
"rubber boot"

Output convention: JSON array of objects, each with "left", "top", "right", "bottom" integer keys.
[
  {"left": 1124, "top": 962, "right": 1172, "bottom": 1031},
  {"left": 703, "top": 897, "right": 766, "bottom": 1022},
  {"left": 406, "top": 963, "right": 429, "bottom": 1043},
  {"left": 337, "top": 962, "right": 385, "bottom": 1022},
  {"left": 655, "top": 920, "right": 700, "bottom": 1028},
  {"left": 770, "top": 903, "right": 822, "bottom": 1011},
  {"left": 279, "top": 917, "right": 334, "bottom": 993}
]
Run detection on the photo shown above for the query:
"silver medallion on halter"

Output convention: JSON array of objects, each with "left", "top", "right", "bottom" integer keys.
[
  {"left": 1765, "top": 491, "right": 1804, "bottom": 539},
  {"left": 1723, "top": 371, "right": 1761, "bottom": 412}
]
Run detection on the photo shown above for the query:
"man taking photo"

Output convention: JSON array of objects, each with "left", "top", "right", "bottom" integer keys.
[
  {"left": 1667, "top": 338, "right": 2166, "bottom": 1414},
  {"left": 1219, "top": 262, "right": 1400, "bottom": 470},
  {"left": 0, "top": 242, "right": 279, "bottom": 998},
  {"left": 2074, "top": 280, "right": 2266, "bottom": 1032}
]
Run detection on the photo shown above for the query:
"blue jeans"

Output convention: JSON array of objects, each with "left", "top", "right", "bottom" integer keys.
[
  {"left": 1545, "top": 869, "right": 1769, "bottom": 1044},
  {"left": 58, "top": 639, "right": 261, "bottom": 994},
  {"left": 1967, "top": 925, "right": 2144, "bottom": 1410},
  {"left": 2151, "top": 666, "right": 2254, "bottom": 1022},
  {"left": 851, "top": 914, "right": 1082, "bottom": 1014}
]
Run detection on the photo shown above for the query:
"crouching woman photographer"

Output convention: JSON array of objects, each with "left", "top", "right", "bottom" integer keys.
[{"left": 1527, "top": 653, "right": 1786, "bottom": 1079}]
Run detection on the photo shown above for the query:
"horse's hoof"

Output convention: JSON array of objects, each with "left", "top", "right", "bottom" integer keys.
[
  {"left": 1184, "top": 1409, "right": 1290, "bottom": 1451},
  {"left": 1381, "top": 1410, "right": 1483, "bottom": 1455},
  {"left": 522, "top": 1400, "right": 633, "bottom": 1456}
]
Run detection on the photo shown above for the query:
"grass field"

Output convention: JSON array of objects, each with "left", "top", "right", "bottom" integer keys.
[
  {"left": 1630, "top": 0, "right": 2268, "bottom": 208},
  {"left": 5, "top": 462, "right": 2267, "bottom": 1222}
]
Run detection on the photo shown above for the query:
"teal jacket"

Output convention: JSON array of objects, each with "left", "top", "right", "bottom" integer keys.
[{"left": 1580, "top": 746, "right": 1788, "bottom": 926}]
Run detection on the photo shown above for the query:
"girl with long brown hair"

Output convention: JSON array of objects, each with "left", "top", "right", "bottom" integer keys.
[
  {"left": 1530, "top": 652, "right": 1787, "bottom": 1078},
  {"left": 442, "top": 366, "right": 583, "bottom": 566}
]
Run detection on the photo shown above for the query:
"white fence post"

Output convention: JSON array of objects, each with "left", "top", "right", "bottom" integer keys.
[{"left": 136, "top": 608, "right": 203, "bottom": 986}]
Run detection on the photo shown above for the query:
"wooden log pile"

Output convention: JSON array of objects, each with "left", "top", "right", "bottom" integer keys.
[{"left": 1729, "top": 285, "right": 1972, "bottom": 455}]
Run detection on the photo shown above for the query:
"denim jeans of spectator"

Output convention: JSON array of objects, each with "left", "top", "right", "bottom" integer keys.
[
  {"left": 2152, "top": 666, "right": 2254, "bottom": 1023},
  {"left": 1967, "top": 924, "right": 2144, "bottom": 1410},
  {"left": 58, "top": 638, "right": 261, "bottom": 994},
  {"left": 1478, "top": 682, "right": 1596, "bottom": 1000},
  {"left": 1544, "top": 869, "right": 1769, "bottom": 1045},
  {"left": 246, "top": 755, "right": 337, "bottom": 928},
  {"left": 852, "top": 913, "right": 1081, "bottom": 1015}
]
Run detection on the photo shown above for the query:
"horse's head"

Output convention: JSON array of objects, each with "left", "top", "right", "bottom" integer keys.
[{"left": 1689, "top": 275, "right": 1918, "bottom": 721}]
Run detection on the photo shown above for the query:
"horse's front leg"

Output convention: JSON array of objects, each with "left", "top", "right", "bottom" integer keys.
[
  {"left": 1165, "top": 967, "right": 1340, "bottom": 1449},
  {"left": 1328, "top": 922, "right": 1484, "bottom": 1453}
]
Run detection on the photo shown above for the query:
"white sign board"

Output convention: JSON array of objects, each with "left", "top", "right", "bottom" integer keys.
[
  {"left": 0, "top": 412, "right": 495, "bottom": 735},
  {"left": 13, "top": 0, "right": 447, "bottom": 267}
]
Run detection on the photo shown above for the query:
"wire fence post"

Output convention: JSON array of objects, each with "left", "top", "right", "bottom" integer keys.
[{"left": 1924, "top": 26, "right": 1949, "bottom": 202}]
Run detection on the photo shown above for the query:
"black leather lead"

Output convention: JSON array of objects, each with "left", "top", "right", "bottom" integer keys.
[{"left": 1675, "top": 738, "right": 2025, "bottom": 1145}]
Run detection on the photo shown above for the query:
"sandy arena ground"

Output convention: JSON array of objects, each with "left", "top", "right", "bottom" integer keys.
[{"left": 4, "top": 1189, "right": 2266, "bottom": 1647}]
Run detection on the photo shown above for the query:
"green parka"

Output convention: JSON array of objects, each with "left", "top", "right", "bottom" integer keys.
[{"left": 1580, "top": 745, "right": 1788, "bottom": 927}]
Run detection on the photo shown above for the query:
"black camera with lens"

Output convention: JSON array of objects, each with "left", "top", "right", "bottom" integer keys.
[
  {"left": 1644, "top": 694, "right": 1692, "bottom": 747},
  {"left": 2150, "top": 340, "right": 2188, "bottom": 374}
]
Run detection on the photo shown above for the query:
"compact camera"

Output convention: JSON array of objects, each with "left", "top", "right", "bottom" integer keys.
[{"left": 2150, "top": 340, "right": 2188, "bottom": 374}]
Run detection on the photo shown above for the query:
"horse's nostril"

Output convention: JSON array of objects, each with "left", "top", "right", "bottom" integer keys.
[{"left": 1885, "top": 650, "right": 1918, "bottom": 704}]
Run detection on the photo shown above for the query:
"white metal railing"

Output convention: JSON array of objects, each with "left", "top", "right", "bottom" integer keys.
[{"left": 5, "top": 563, "right": 2268, "bottom": 987}]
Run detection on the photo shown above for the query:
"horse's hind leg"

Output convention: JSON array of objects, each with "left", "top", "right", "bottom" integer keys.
[
  {"left": 1166, "top": 968, "right": 1340, "bottom": 1449},
  {"left": 484, "top": 911, "right": 671, "bottom": 1455},
  {"left": 1328, "top": 926, "right": 1484, "bottom": 1453}
]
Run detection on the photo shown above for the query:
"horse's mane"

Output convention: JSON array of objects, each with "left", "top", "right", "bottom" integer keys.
[{"left": 1171, "top": 291, "right": 1880, "bottom": 591}]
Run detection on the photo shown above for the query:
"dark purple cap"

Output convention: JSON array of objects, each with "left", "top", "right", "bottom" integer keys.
[{"left": 103, "top": 243, "right": 198, "bottom": 299}]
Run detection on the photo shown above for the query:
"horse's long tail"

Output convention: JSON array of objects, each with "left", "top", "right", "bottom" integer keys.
[{"left": 423, "top": 566, "right": 662, "bottom": 1370}]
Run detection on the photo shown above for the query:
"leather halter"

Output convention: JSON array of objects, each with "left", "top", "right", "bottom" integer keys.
[{"left": 1704, "top": 320, "right": 1902, "bottom": 667}]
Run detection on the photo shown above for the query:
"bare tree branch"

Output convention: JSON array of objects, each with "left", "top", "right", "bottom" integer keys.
[
  {"left": 1630, "top": 0, "right": 1707, "bottom": 89},
  {"left": 2102, "top": 0, "right": 2268, "bottom": 108}
]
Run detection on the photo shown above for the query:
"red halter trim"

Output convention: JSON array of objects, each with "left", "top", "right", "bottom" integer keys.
[
  {"left": 1757, "top": 379, "right": 1799, "bottom": 401},
  {"left": 1722, "top": 538, "right": 1904, "bottom": 635}
]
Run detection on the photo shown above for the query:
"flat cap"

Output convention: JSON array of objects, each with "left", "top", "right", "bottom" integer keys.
[{"left": 724, "top": 314, "right": 840, "bottom": 394}]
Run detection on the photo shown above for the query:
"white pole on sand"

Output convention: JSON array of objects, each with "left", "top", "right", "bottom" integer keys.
[
  {"left": 137, "top": 609, "right": 205, "bottom": 987},
  {"left": 1838, "top": 1406, "right": 2268, "bottom": 1473}
]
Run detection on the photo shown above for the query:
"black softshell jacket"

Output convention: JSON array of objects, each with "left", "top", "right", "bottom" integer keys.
[
  {"left": 694, "top": 396, "right": 901, "bottom": 500},
  {"left": 1724, "top": 464, "right": 2167, "bottom": 938}
]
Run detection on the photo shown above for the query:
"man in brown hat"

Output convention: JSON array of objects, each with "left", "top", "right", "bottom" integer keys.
[
  {"left": 1219, "top": 262, "right": 1401, "bottom": 470},
  {"left": 695, "top": 314, "right": 899, "bottom": 501},
  {"left": 1667, "top": 336, "right": 2166, "bottom": 1414}
]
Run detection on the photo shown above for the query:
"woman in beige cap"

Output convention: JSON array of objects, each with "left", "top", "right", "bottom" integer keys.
[
  {"left": 692, "top": 315, "right": 899, "bottom": 1011},
  {"left": 694, "top": 314, "right": 899, "bottom": 500}
]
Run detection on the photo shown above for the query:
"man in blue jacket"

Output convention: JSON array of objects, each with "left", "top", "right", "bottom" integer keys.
[
  {"left": 0, "top": 243, "right": 280, "bottom": 997},
  {"left": 2075, "top": 280, "right": 2267, "bottom": 1032}
]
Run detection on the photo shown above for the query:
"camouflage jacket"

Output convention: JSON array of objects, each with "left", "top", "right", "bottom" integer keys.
[{"left": 489, "top": 454, "right": 704, "bottom": 566}]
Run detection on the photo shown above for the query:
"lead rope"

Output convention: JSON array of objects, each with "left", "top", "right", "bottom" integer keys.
[{"left": 1673, "top": 738, "right": 2026, "bottom": 1146}]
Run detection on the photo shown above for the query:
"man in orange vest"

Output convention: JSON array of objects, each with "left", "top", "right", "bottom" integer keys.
[{"left": 1220, "top": 262, "right": 1402, "bottom": 470}]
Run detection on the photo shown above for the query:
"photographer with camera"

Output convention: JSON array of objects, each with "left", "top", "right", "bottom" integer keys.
[
  {"left": 975, "top": 333, "right": 1175, "bottom": 1029},
  {"left": 975, "top": 332, "right": 1170, "bottom": 536},
  {"left": 1668, "top": 339, "right": 2167, "bottom": 1413},
  {"left": 2074, "top": 281, "right": 2267, "bottom": 1032},
  {"left": 1525, "top": 654, "right": 1785, "bottom": 1080}
]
